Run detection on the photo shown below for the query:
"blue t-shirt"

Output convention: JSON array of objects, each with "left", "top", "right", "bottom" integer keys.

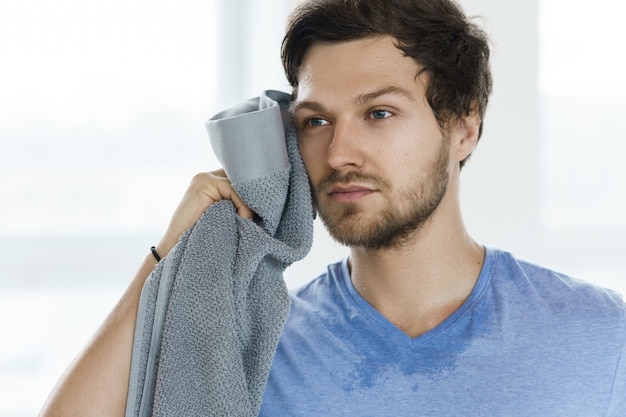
[{"left": 259, "top": 248, "right": 626, "bottom": 416}]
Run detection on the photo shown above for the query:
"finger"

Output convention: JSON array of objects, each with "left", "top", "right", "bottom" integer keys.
[
  {"left": 231, "top": 195, "right": 255, "bottom": 220},
  {"left": 211, "top": 168, "right": 227, "bottom": 178},
  {"left": 215, "top": 181, "right": 254, "bottom": 220},
  {"left": 209, "top": 173, "right": 255, "bottom": 220}
]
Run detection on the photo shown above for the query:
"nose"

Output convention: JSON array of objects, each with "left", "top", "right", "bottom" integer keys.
[{"left": 327, "top": 120, "right": 364, "bottom": 171}]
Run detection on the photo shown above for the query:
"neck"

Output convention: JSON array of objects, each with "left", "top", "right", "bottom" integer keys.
[{"left": 348, "top": 188, "right": 484, "bottom": 338}]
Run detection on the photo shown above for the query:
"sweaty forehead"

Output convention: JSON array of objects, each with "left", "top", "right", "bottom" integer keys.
[
  {"left": 300, "top": 36, "right": 406, "bottom": 73},
  {"left": 294, "top": 36, "right": 426, "bottom": 105}
]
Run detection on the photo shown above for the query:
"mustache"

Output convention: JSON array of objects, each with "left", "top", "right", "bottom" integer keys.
[{"left": 317, "top": 171, "right": 390, "bottom": 193}]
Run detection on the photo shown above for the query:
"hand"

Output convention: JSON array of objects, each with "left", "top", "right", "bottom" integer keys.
[{"left": 155, "top": 170, "right": 253, "bottom": 258}]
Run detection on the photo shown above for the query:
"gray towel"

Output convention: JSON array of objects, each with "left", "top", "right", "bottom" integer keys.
[{"left": 125, "top": 90, "right": 313, "bottom": 417}]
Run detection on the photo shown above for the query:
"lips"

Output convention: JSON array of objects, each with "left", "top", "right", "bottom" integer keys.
[{"left": 327, "top": 184, "right": 376, "bottom": 202}]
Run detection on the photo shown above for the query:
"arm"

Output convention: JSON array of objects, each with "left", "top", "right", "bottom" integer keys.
[{"left": 39, "top": 171, "right": 253, "bottom": 417}]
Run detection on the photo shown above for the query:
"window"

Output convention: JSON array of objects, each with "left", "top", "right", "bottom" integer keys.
[
  {"left": 540, "top": 0, "right": 626, "bottom": 229},
  {"left": 0, "top": 1, "right": 218, "bottom": 414},
  {"left": 539, "top": 0, "right": 626, "bottom": 289},
  {"left": 1, "top": 1, "right": 623, "bottom": 415}
]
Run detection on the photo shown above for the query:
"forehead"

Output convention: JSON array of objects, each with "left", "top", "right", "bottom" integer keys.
[{"left": 295, "top": 35, "right": 425, "bottom": 104}]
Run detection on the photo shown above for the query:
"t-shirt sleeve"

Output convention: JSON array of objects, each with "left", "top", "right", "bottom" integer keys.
[{"left": 606, "top": 310, "right": 626, "bottom": 417}]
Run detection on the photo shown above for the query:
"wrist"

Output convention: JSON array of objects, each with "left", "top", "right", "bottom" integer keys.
[
  {"left": 150, "top": 246, "right": 161, "bottom": 262},
  {"left": 153, "top": 236, "right": 178, "bottom": 261}
]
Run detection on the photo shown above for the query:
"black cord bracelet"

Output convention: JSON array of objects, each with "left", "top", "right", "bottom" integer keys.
[{"left": 150, "top": 246, "right": 161, "bottom": 262}]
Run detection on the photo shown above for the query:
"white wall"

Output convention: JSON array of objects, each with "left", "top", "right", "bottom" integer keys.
[
  {"left": 458, "top": 0, "right": 625, "bottom": 292},
  {"left": 458, "top": 0, "right": 541, "bottom": 261}
]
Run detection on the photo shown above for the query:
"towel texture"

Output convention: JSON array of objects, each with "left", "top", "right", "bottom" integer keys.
[{"left": 125, "top": 90, "right": 313, "bottom": 417}]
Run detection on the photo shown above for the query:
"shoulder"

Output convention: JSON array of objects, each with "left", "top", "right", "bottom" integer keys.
[
  {"left": 489, "top": 248, "right": 625, "bottom": 329},
  {"left": 495, "top": 249, "right": 623, "bottom": 303}
]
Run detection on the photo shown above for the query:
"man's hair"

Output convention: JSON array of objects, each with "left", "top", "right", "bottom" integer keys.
[{"left": 281, "top": 0, "right": 493, "bottom": 167}]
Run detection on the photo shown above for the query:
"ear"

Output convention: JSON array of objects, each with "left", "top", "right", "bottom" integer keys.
[{"left": 451, "top": 111, "right": 481, "bottom": 163}]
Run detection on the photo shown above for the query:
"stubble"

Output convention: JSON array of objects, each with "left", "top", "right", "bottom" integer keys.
[{"left": 313, "top": 137, "right": 450, "bottom": 250}]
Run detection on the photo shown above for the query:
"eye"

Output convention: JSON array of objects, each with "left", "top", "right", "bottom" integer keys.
[
  {"left": 306, "top": 117, "right": 330, "bottom": 127},
  {"left": 370, "top": 109, "right": 392, "bottom": 120}
]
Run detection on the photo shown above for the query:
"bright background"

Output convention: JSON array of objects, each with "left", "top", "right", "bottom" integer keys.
[{"left": 0, "top": 0, "right": 624, "bottom": 415}]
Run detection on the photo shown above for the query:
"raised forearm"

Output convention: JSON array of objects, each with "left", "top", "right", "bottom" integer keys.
[
  {"left": 39, "top": 253, "right": 157, "bottom": 417},
  {"left": 39, "top": 171, "right": 252, "bottom": 417}
]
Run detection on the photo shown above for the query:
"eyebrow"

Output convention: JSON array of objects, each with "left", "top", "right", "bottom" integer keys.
[
  {"left": 289, "top": 85, "right": 415, "bottom": 115},
  {"left": 355, "top": 85, "right": 415, "bottom": 105},
  {"left": 289, "top": 99, "right": 325, "bottom": 115}
]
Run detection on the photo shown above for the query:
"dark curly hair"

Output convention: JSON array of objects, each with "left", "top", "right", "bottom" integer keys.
[{"left": 281, "top": 0, "right": 493, "bottom": 167}]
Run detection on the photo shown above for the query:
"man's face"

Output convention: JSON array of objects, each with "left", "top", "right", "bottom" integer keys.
[{"left": 292, "top": 35, "right": 455, "bottom": 249}]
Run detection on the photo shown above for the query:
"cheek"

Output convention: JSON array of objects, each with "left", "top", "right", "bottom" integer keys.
[
  {"left": 374, "top": 120, "right": 430, "bottom": 164},
  {"left": 381, "top": 133, "right": 423, "bottom": 170},
  {"left": 386, "top": 143, "right": 411, "bottom": 165}
]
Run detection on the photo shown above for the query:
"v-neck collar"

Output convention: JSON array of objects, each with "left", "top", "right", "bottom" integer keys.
[{"left": 337, "top": 248, "right": 496, "bottom": 349}]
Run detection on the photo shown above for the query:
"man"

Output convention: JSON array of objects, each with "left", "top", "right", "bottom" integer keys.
[{"left": 41, "top": 0, "right": 625, "bottom": 416}]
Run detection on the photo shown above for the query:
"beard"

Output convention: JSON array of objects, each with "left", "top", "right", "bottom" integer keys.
[{"left": 312, "top": 137, "right": 450, "bottom": 250}]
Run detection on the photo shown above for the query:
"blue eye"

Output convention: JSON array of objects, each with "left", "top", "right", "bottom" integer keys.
[
  {"left": 371, "top": 109, "right": 391, "bottom": 120},
  {"left": 307, "top": 117, "right": 329, "bottom": 127}
]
